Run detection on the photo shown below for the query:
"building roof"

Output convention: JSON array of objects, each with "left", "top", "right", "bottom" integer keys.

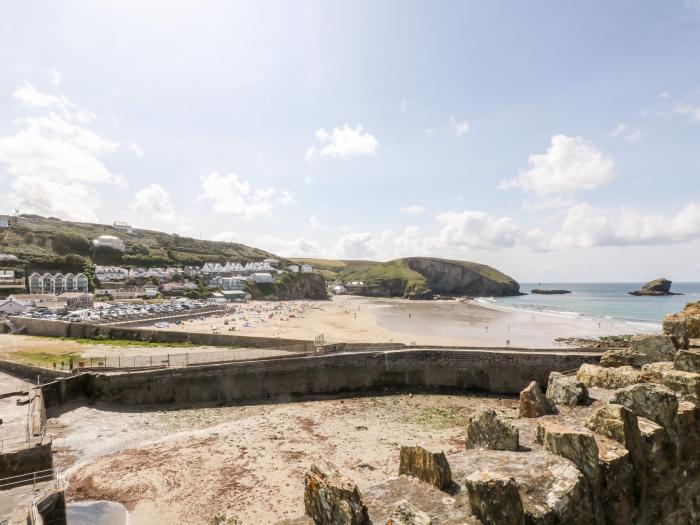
[{"left": 8, "top": 293, "right": 54, "bottom": 300}]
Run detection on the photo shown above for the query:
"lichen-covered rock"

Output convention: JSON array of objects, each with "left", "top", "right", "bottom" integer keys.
[
  {"left": 465, "top": 408, "right": 519, "bottom": 451},
  {"left": 535, "top": 421, "right": 600, "bottom": 487},
  {"left": 518, "top": 381, "right": 555, "bottom": 418},
  {"left": 612, "top": 383, "right": 679, "bottom": 433},
  {"left": 598, "top": 445, "right": 636, "bottom": 525},
  {"left": 628, "top": 334, "right": 676, "bottom": 362},
  {"left": 674, "top": 349, "right": 700, "bottom": 373},
  {"left": 398, "top": 445, "right": 452, "bottom": 490},
  {"left": 586, "top": 404, "right": 644, "bottom": 474},
  {"left": 464, "top": 471, "right": 524, "bottom": 525},
  {"left": 546, "top": 372, "right": 589, "bottom": 407},
  {"left": 304, "top": 462, "right": 370, "bottom": 525},
  {"left": 576, "top": 364, "right": 641, "bottom": 389},
  {"left": 641, "top": 362, "right": 700, "bottom": 402},
  {"left": 385, "top": 500, "right": 432, "bottom": 525},
  {"left": 599, "top": 349, "right": 653, "bottom": 369},
  {"left": 212, "top": 512, "right": 239, "bottom": 525}
]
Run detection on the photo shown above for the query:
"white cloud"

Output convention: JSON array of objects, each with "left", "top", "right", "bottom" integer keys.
[
  {"left": 552, "top": 202, "right": 700, "bottom": 248},
  {"left": 332, "top": 232, "right": 380, "bottom": 259},
  {"left": 684, "top": 0, "right": 700, "bottom": 11},
  {"left": 399, "top": 99, "right": 409, "bottom": 112},
  {"left": 210, "top": 231, "right": 240, "bottom": 243},
  {"left": 609, "top": 123, "right": 644, "bottom": 143},
  {"left": 130, "top": 184, "right": 177, "bottom": 223},
  {"left": 198, "top": 172, "right": 294, "bottom": 219},
  {"left": 436, "top": 210, "right": 543, "bottom": 251},
  {"left": 0, "top": 82, "right": 123, "bottom": 221},
  {"left": 500, "top": 134, "right": 616, "bottom": 196},
  {"left": 401, "top": 205, "right": 428, "bottom": 215},
  {"left": 450, "top": 117, "right": 469, "bottom": 138},
  {"left": 659, "top": 91, "right": 670, "bottom": 99},
  {"left": 674, "top": 102, "right": 700, "bottom": 121},
  {"left": 305, "top": 124, "right": 378, "bottom": 161},
  {"left": 129, "top": 142, "right": 144, "bottom": 157},
  {"left": 256, "top": 235, "right": 325, "bottom": 258}
]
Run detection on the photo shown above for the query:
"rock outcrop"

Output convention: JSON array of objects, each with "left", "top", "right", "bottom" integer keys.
[
  {"left": 640, "top": 362, "right": 700, "bottom": 402},
  {"left": 599, "top": 349, "right": 653, "bottom": 369},
  {"left": 304, "top": 462, "right": 371, "bottom": 525},
  {"left": 535, "top": 421, "right": 600, "bottom": 488},
  {"left": 385, "top": 500, "right": 432, "bottom": 525},
  {"left": 464, "top": 471, "right": 524, "bottom": 525},
  {"left": 611, "top": 383, "right": 679, "bottom": 434},
  {"left": 398, "top": 445, "right": 452, "bottom": 490},
  {"left": 674, "top": 349, "right": 700, "bottom": 373},
  {"left": 576, "top": 364, "right": 641, "bottom": 389},
  {"left": 546, "top": 372, "right": 589, "bottom": 407},
  {"left": 663, "top": 300, "right": 700, "bottom": 348},
  {"left": 518, "top": 381, "right": 555, "bottom": 418},
  {"left": 628, "top": 278, "right": 679, "bottom": 296},
  {"left": 628, "top": 334, "right": 676, "bottom": 362},
  {"left": 465, "top": 408, "right": 519, "bottom": 451}
]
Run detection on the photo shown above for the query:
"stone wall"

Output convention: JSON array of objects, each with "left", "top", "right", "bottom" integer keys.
[
  {"left": 41, "top": 375, "right": 91, "bottom": 409},
  {"left": 87, "top": 349, "right": 599, "bottom": 406},
  {"left": 9, "top": 316, "right": 315, "bottom": 351},
  {"left": 0, "top": 359, "right": 71, "bottom": 383},
  {"left": 0, "top": 440, "right": 53, "bottom": 479}
]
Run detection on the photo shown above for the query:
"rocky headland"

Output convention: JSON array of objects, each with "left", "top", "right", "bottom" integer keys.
[{"left": 628, "top": 278, "right": 681, "bottom": 296}]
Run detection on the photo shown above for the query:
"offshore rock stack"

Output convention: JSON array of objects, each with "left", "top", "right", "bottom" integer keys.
[{"left": 299, "top": 302, "right": 700, "bottom": 525}]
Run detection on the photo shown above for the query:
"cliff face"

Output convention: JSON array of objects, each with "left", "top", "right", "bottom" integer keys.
[
  {"left": 404, "top": 257, "right": 520, "bottom": 298},
  {"left": 247, "top": 272, "right": 328, "bottom": 300}
]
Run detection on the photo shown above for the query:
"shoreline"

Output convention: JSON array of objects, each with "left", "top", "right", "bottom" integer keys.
[{"left": 152, "top": 295, "right": 655, "bottom": 349}]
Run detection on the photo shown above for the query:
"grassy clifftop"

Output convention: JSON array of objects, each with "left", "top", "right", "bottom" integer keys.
[
  {"left": 291, "top": 257, "right": 520, "bottom": 298},
  {"left": 0, "top": 214, "right": 274, "bottom": 271}
]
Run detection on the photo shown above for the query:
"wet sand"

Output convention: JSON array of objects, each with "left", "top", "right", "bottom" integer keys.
[{"left": 160, "top": 296, "right": 653, "bottom": 348}]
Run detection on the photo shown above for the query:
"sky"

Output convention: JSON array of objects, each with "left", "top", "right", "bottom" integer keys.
[{"left": 1, "top": 1, "right": 700, "bottom": 282}]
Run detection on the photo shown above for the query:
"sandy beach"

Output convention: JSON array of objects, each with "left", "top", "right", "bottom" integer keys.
[{"left": 160, "top": 295, "right": 654, "bottom": 348}]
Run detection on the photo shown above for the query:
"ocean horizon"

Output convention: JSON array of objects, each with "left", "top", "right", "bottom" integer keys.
[{"left": 491, "top": 282, "right": 700, "bottom": 326}]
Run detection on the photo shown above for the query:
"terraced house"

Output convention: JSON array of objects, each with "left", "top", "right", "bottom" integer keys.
[{"left": 28, "top": 272, "right": 89, "bottom": 294}]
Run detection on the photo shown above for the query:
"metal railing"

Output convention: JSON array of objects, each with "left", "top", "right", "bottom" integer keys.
[
  {"left": 0, "top": 434, "right": 29, "bottom": 453},
  {"left": 0, "top": 468, "right": 56, "bottom": 494}
]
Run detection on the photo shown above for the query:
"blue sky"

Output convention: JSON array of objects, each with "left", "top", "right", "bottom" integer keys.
[{"left": 1, "top": 1, "right": 700, "bottom": 281}]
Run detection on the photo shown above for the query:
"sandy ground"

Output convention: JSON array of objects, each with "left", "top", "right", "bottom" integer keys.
[
  {"left": 49, "top": 393, "right": 517, "bottom": 524},
  {"left": 159, "top": 296, "right": 652, "bottom": 348},
  {"left": 0, "top": 334, "right": 294, "bottom": 368}
]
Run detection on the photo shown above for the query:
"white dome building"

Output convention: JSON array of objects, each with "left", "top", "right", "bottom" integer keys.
[{"left": 93, "top": 235, "right": 125, "bottom": 251}]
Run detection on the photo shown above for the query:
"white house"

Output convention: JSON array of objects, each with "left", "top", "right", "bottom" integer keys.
[
  {"left": 251, "top": 272, "right": 273, "bottom": 283},
  {"left": 0, "top": 216, "right": 16, "bottom": 229},
  {"left": 113, "top": 221, "right": 134, "bottom": 234},
  {"left": 0, "top": 299, "right": 29, "bottom": 315},
  {"left": 301, "top": 264, "right": 313, "bottom": 273},
  {"left": 95, "top": 266, "right": 129, "bottom": 281},
  {"left": 0, "top": 269, "right": 15, "bottom": 281},
  {"left": 221, "top": 276, "right": 247, "bottom": 290},
  {"left": 93, "top": 235, "right": 125, "bottom": 251},
  {"left": 288, "top": 265, "right": 299, "bottom": 273}
]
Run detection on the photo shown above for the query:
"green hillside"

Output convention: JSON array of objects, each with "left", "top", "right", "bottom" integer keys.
[
  {"left": 291, "top": 256, "right": 520, "bottom": 298},
  {"left": 0, "top": 214, "right": 275, "bottom": 272}
]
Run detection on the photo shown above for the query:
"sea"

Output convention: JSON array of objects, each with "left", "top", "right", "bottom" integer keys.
[{"left": 486, "top": 282, "right": 700, "bottom": 328}]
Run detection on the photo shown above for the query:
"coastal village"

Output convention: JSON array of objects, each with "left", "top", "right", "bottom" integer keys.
[{"left": 0, "top": 217, "right": 314, "bottom": 320}]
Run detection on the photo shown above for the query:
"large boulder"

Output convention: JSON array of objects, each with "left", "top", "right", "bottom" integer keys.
[
  {"left": 576, "top": 364, "right": 641, "bottom": 389},
  {"left": 535, "top": 421, "right": 600, "bottom": 487},
  {"left": 628, "top": 334, "right": 676, "bottom": 362},
  {"left": 398, "top": 445, "right": 452, "bottom": 490},
  {"left": 464, "top": 471, "right": 524, "bottom": 525},
  {"left": 641, "top": 362, "right": 700, "bottom": 402},
  {"left": 465, "top": 408, "right": 519, "bottom": 451},
  {"left": 674, "top": 349, "right": 700, "bottom": 373},
  {"left": 518, "top": 381, "right": 555, "bottom": 418},
  {"left": 586, "top": 403, "right": 646, "bottom": 505},
  {"left": 385, "top": 500, "right": 432, "bottom": 525},
  {"left": 304, "top": 462, "right": 370, "bottom": 525},
  {"left": 611, "top": 383, "right": 678, "bottom": 433},
  {"left": 599, "top": 349, "right": 653, "bottom": 369},
  {"left": 546, "top": 372, "right": 589, "bottom": 407}
]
